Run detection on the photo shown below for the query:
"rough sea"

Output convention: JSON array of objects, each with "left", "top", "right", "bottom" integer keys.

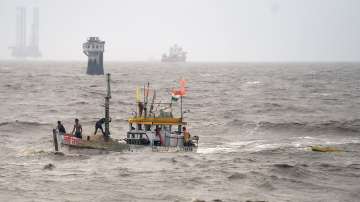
[{"left": 0, "top": 61, "right": 360, "bottom": 202}]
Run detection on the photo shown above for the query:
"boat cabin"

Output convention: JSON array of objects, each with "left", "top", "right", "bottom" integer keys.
[
  {"left": 125, "top": 82, "right": 198, "bottom": 148},
  {"left": 127, "top": 117, "right": 189, "bottom": 147}
]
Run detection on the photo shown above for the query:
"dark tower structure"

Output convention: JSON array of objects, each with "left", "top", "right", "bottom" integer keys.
[
  {"left": 28, "top": 7, "right": 41, "bottom": 57},
  {"left": 82, "top": 37, "right": 105, "bottom": 75},
  {"left": 9, "top": 7, "right": 41, "bottom": 58}
]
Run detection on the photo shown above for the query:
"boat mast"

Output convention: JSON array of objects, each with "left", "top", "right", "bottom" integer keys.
[
  {"left": 104, "top": 73, "right": 111, "bottom": 140},
  {"left": 143, "top": 84, "right": 146, "bottom": 117},
  {"left": 180, "top": 95, "right": 183, "bottom": 120},
  {"left": 149, "top": 90, "right": 156, "bottom": 116}
]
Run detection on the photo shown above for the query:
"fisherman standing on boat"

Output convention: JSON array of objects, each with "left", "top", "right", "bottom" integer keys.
[
  {"left": 57, "top": 121, "right": 66, "bottom": 134},
  {"left": 183, "top": 126, "right": 191, "bottom": 146},
  {"left": 71, "top": 118, "right": 82, "bottom": 139},
  {"left": 154, "top": 127, "right": 161, "bottom": 146},
  {"left": 94, "top": 118, "right": 107, "bottom": 136}
]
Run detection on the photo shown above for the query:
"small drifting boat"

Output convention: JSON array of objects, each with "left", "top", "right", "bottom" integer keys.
[
  {"left": 52, "top": 74, "right": 128, "bottom": 152},
  {"left": 311, "top": 145, "right": 342, "bottom": 152},
  {"left": 53, "top": 131, "right": 129, "bottom": 152}
]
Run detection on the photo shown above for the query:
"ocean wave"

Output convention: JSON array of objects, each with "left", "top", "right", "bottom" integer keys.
[
  {"left": 273, "top": 163, "right": 295, "bottom": 169},
  {"left": 0, "top": 120, "right": 49, "bottom": 127},
  {"left": 16, "top": 149, "right": 52, "bottom": 158},
  {"left": 347, "top": 164, "right": 360, "bottom": 170},
  {"left": 68, "top": 101, "right": 89, "bottom": 106},
  {"left": 197, "top": 145, "right": 235, "bottom": 154},
  {"left": 271, "top": 163, "right": 311, "bottom": 178},
  {"left": 244, "top": 81, "right": 261, "bottom": 85},
  {"left": 0, "top": 121, "right": 9, "bottom": 126},
  {"left": 317, "top": 163, "right": 360, "bottom": 175},
  {"left": 252, "top": 103, "right": 314, "bottom": 113},
  {"left": 226, "top": 119, "right": 360, "bottom": 132},
  {"left": 258, "top": 180, "right": 276, "bottom": 191},
  {"left": 225, "top": 119, "right": 255, "bottom": 127},
  {"left": 227, "top": 172, "right": 247, "bottom": 180},
  {"left": 318, "top": 163, "right": 343, "bottom": 171},
  {"left": 260, "top": 119, "right": 360, "bottom": 132}
]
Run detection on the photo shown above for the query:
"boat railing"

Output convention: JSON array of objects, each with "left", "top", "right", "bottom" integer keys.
[
  {"left": 151, "top": 145, "right": 195, "bottom": 152},
  {"left": 128, "top": 117, "right": 186, "bottom": 125}
]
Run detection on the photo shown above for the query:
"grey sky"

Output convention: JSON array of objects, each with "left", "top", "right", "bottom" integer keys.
[{"left": 0, "top": 0, "right": 359, "bottom": 61}]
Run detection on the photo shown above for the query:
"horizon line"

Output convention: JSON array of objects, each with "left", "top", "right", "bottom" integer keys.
[{"left": 0, "top": 59, "right": 360, "bottom": 64}]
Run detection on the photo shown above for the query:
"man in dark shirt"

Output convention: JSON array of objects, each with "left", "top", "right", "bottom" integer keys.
[
  {"left": 57, "top": 121, "right": 66, "bottom": 134},
  {"left": 94, "top": 118, "right": 106, "bottom": 135}
]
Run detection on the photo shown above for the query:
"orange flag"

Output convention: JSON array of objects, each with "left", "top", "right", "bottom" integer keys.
[{"left": 172, "top": 79, "right": 186, "bottom": 96}]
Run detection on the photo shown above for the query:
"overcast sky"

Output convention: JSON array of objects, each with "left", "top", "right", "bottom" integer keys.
[{"left": 0, "top": 0, "right": 359, "bottom": 61}]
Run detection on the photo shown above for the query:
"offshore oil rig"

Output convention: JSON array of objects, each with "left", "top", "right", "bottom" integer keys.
[
  {"left": 82, "top": 37, "right": 105, "bottom": 75},
  {"left": 9, "top": 7, "right": 41, "bottom": 58},
  {"left": 161, "top": 44, "right": 187, "bottom": 62}
]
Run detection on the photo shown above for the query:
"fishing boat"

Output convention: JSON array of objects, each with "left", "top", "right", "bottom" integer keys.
[
  {"left": 52, "top": 74, "right": 129, "bottom": 152},
  {"left": 124, "top": 80, "right": 199, "bottom": 151}
]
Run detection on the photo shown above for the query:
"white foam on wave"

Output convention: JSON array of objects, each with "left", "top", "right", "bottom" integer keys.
[
  {"left": 197, "top": 140, "right": 267, "bottom": 154},
  {"left": 228, "top": 139, "right": 288, "bottom": 152},
  {"left": 198, "top": 135, "right": 360, "bottom": 154},
  {"left": 197, "top": 136, "right": 359, "bottom": 154},
  {"left": 16, "top": 148, "right": 50, "bottom": 157},
  {"left": 245, "top": 81, "right": 261, "bottom": 85},
  {"left": 228, "top": 140, "right": 260, "bottom": 146},
  {"left": 197, "top": 145, "right": 235, "bottom": 154},
  {"left": 324, "top": 139, "right": 360, "bottom": 145},
  {"left": 292, "top": 136, "right": 360, "bottom": 147},
  {"left": 240, "top": 142, "right": 286, "bottom": 152}
]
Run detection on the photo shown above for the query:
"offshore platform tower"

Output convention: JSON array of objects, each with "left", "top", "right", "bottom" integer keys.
[
  {"left": 9, "top": 7, "right": 41, "bottom": 58},
  {"left": 82, "top": 37, "right": 105, "bottom": 75}
]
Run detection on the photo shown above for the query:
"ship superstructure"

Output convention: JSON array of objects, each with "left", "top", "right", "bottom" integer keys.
[
  {"left": 82, "top": 37, "right": 105, "bottom": 75},
  {"left": 161, "top": 44, "right": 187, "bottom": 62}
]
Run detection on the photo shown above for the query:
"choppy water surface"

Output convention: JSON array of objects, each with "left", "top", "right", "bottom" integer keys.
[{"left": 0, "top": 61, "right": 360, "bottom": 202}]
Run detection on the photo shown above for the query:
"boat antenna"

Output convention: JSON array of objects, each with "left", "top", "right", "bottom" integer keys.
[
  {"left": 144, "top": 82, "right": 150, "bottom": 117},
  {"left": 104, "top": 73, "right": 111, "bottom": 141},
  {"left": 143, "top": 84, "right": 146, "bottom": 117},
  {"left": 180, "top": 95, "right": 183, "bottom": 120}
]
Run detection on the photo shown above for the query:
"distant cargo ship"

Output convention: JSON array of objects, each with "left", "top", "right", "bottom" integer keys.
[{"left": 161, "top": 44, "right": 187, "bottom": 62}]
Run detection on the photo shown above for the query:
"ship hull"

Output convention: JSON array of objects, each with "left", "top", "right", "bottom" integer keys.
[
  {"left": 54, "top": 132, "right": 129, "bottom": 152},
  {"left": 161, "top": 58, "right": 186, "bottom": 63}
]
